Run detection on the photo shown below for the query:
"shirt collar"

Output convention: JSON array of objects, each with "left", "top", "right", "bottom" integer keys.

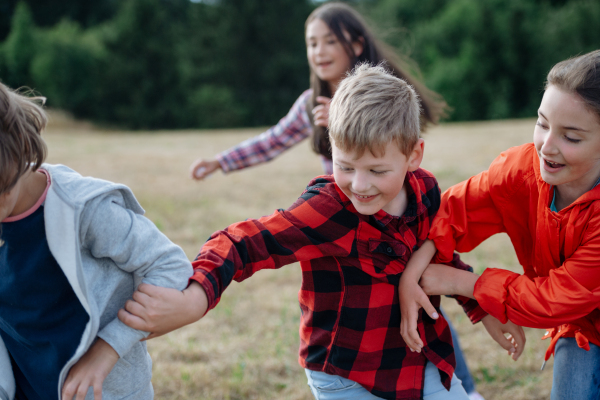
[{"left": 334, "top": 170, "right": 429, "bottom": 227}]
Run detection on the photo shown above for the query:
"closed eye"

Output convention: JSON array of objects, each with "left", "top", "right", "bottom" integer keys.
[
  {"left": 564, "top": 135, "right": 581, "bottom": 144},
  {"left": 371, "top": 170, "right": 388, "bottom": 175}
]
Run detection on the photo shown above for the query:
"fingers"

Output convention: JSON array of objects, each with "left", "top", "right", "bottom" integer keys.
[
  {"left": 316, "top": 96, "right": 331, "bottom": 105},
  {"left": 189, "top": 159, "right": 220, "bottom": 180},
  {"left": 62, "top": 379, "right": 91, "bottom": 400},
  {"left": 94, "top": 381, "right": 103, "bottom": 400},
  {"left": 418, "top": 296, "right": 439, "bottom": 321},
  {"left": 312, "top": 102, "right": 330, "bottom": 128},
  {"left": 400, "top": 308, "right": 424, "bottom": 352},
  {"left": 507, "top": 326, "right": 526, "bottom": 360},
  {"left": 118, "top": 308, "right": 150, "bottom": 331}
]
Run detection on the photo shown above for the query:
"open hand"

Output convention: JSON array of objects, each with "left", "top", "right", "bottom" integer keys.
[
  {"left": 481, "top": 314, "right": 526, "bottom": 361},
  {"left": 189, "top": 158, "right": 221, "bottom": 180},
  {"left": 399, "top": 277, "right": 439, "bottom": 352},
  {"left": 62, "top": 339, "right": 119, "bottom": 400},
  {"left": 118, "top": 281, "right": 208, "bottom": 339},
  {"left": 312, "top": 96, "right": 331, "bottom": 127}
]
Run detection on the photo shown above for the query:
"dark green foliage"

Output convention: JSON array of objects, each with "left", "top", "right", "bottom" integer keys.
[
  {"left": 30, "top": 21, "right": 107, "bottom": 118},
  {"left": 363, "top": 0, "right": 600, "bottom": 121},
  {"left": 2, "top": 2, "right": 37, "bottom": 88},
  {"left": 0, "top": 0, "right": 118, "bottom": 41},
  {"left": 2, "top": 0, "right": 599, "bottom": 128}
]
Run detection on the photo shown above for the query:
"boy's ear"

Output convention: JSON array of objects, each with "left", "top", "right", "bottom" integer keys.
[
  {"left": 352, "top": 37, "right": 364, "bottom": 58},
  {"left": 407, "top": 138, "right": 425, "bottom": 172}
]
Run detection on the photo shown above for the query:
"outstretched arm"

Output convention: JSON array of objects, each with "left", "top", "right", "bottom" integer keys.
[
  {"left": 193, "top": 90, "right": 313, "bottom": 179},
  {"left": 120, "top": 180, "right": 355, "bottom": 337},
  {"left": 399, "top": 240, "right": 439, "bottom": 352}
]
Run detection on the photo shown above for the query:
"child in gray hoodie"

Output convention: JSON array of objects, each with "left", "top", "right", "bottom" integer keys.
[{"left": 0, "top": 83, "right": 192, "bottom": 400}]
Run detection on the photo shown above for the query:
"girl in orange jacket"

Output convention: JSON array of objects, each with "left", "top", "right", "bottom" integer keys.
[{"left": 398, "top": 50, "right": 600, "bottom": 399}]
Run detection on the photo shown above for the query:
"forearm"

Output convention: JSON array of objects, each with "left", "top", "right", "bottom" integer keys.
[{"left": 403, "top": 239, "right": 436, "bottom": 279}]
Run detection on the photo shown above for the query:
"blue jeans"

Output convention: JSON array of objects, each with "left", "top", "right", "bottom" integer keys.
[
  {"left": 551, "top": 337, "right": 600, "bottom": 400},
  {"left": 305, "top": 362, "right": 469, "bottom": 400},
  {"left": 445, "top": 311, "right": 476, "bottom": 394}
]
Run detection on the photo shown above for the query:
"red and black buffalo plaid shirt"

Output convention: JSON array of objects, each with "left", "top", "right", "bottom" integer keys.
[{"left": 191, "top": 171, "right": 486, "bottom": 400}]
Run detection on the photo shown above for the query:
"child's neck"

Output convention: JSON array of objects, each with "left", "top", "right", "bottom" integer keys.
[
  {"left": 11, "top": 170, "right": 48, "bottom": 217},
  {"left": 381, "top": 185, "right": 408, "bottom": 217}
]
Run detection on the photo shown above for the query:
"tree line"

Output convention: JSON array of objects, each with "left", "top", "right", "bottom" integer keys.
[{"left": 0, "top": 0, "right": 599, "bottom": 129}]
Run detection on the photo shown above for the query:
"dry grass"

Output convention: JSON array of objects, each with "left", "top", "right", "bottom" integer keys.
[{"left": 44, "top": 111, "right": 553, "bottom": 399}]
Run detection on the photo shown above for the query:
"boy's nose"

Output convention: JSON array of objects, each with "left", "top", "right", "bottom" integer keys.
[{"left": 352, "top": 173, "right": 371, "bottom": 192}]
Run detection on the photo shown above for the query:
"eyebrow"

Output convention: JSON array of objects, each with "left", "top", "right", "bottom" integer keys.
[
  {"left": 538, "top": 110, "right": 589, "bottom": 132},
  {"left": 335, "top": 159, "right": 390, "bottom": 169},
  {"left": 306, "top": 32, "right": 335, "bottom": 41}
]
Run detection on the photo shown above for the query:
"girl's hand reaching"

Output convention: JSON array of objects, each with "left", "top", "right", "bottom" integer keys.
[
  {"left": 312, "top": 96, "right": 331, "bottom": 127},
  {"left": 189, "top": 158, "right": 221, "bottom": 180},
  {"left": 481, "top": 314, "right": 526, "bottom": 361}
]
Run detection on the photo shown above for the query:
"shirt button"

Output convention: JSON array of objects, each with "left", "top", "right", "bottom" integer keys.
[{"left": 553, "top": 220, "right": 559, "bottom": 228}]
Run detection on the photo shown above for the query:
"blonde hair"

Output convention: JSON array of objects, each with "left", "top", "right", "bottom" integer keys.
[
  {"left": 328, "top": 64, "right": 421, "bottom": 157},
  {"left": 546, "top": 50, "right": 600, "bottom": 121},
  {"left": 0, "top": 82, "right": 47, "bottom": 194}
]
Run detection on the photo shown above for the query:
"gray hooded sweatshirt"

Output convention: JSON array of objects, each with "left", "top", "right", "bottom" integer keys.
[{"left": 0, "top": 164, "right": 193, "bottom": 400}]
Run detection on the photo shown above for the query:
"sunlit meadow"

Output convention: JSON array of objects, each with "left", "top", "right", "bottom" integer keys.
[{"left": 44, "top": 113, "right": 552, "bottom": 399}]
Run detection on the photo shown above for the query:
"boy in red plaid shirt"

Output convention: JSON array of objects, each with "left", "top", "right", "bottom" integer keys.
[{"left": 120, "top": 65, "right": 524, "bottom": 399}]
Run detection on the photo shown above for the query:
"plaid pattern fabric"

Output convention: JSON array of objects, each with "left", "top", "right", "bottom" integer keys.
[
  {"left": 216, "top": 89, "right": 333, "bottom": 174},
  {"left": 191, "top": 172, "right": 485, "bottom": 400}
]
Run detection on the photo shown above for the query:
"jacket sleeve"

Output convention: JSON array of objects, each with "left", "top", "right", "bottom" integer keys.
[
  {"left": 191, "top": 184, "right": 357, "bottom": 311},
  {"left": 216, "top": 90, "right": 313, "bottom": 172},
  {"left": 80, "top": 192, "right": 193, "bottom": 357},
  {"left": 475, "top": 216, "right": 600, "bottom": 327},
  {"left": 0, "top": 336, "right": 15, "bottom": 400},
  {"left": 430, "top": 167, "right": 506, "bottom": 264}
]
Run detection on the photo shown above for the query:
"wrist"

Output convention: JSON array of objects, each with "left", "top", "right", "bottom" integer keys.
[
  {"left": 453, "top": 270, "right": 478, "bottom": 298},
  {"left": 94, "top": 338, "right": 120, "bottom": 362},
  {"left": 185, "top": 281, "right": 209, "bottom": 321}
]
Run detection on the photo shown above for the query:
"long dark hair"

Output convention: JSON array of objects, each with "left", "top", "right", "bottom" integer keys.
[{"left": 305, "top": 2, "right": 448, "bottom": 159}]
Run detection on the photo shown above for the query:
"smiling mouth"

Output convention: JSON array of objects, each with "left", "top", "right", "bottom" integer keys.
[
  {"left": 545, "top": 159, "right": 565, "bottom": 169},
  {"left": 353, "top": 193, "right": 377, "bottom": 202}
]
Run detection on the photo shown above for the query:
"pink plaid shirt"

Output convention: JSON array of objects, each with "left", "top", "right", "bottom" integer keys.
[{"left": 216, "top": 89, "right": 334, "bottom": 174}]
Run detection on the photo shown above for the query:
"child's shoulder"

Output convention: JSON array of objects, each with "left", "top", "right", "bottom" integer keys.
[
  {"left": 42, "top": 163, "right": 143, "bottom": 213},
  {"left": 488, "top": 143, "right": 538, "bottom": 190},
  {"left": 302, "top": 174, "right": 338, "bottom": 198}
]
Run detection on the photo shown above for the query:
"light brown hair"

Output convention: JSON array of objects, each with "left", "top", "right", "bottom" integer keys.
[
  {"left": 0, "top": 82, "right": 47, "bottom": 194},
  {"left": 546, "top": 50, "right": 600, "bottom": 121},
  {"left": 329, "top": 64, "right": 420, "bottom": 157},
  {"left": 305, "top": 2, "right": 447, "bottom": 159}
]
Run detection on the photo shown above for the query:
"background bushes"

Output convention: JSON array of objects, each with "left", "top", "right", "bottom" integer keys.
[{"left": 1, "top": 0, "right": 599, "bottom": 128}]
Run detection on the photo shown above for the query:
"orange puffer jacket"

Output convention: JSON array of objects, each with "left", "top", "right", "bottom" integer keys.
[{"left": 430, "top": 143, "right": 600, "bottom": 362}]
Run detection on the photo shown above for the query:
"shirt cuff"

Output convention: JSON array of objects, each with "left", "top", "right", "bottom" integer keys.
[
  {"left": 473, "top": 268, "right": 520, "bottom": 324},
  {"left": 97, "top": 318, "right": 149, "bottom": 358}
]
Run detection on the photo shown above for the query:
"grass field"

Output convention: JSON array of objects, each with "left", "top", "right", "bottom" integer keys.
[{"left": 44, "top": 112, "right": 553, "bottom": 399}]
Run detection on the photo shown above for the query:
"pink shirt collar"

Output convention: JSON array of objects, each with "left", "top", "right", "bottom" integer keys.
[{"left": 3, "top": 169, "right": 50, "bottom": 223}]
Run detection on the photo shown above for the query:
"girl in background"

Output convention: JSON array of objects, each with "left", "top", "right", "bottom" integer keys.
[{"left": 189, "top": 3, "right": 482, "bottom": 399}]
